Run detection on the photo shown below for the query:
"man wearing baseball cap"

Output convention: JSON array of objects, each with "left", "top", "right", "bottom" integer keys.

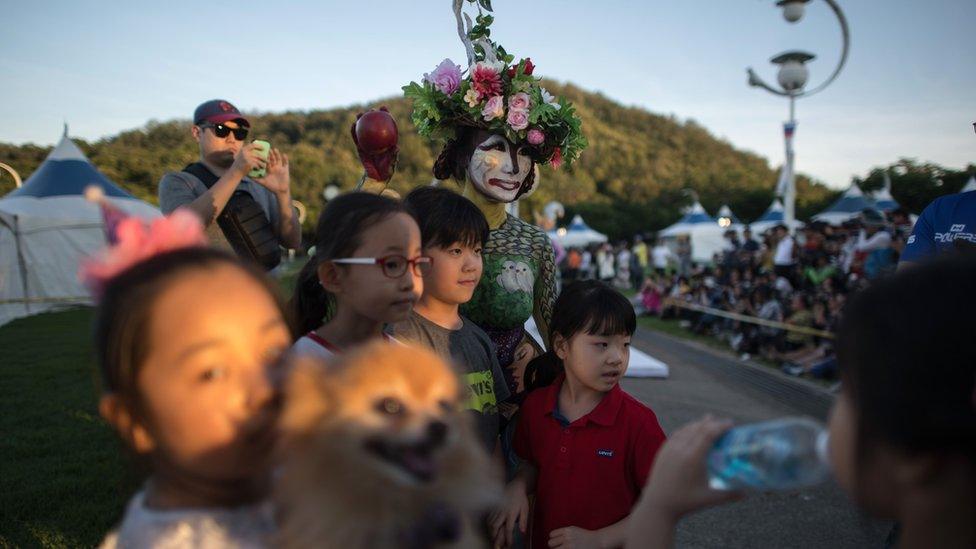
[{"left": 158, "top": 99, "right": 301, "bottom": 257}]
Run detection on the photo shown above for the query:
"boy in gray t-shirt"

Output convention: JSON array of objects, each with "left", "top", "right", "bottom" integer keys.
[
  {"left": 395, "top": 311, "right": 509, "bottom": 451},
  {"left": 392, "top": 187, "right": 510, "bottom": 453}
]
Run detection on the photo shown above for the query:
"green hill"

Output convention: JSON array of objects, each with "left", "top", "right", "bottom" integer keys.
[{"left": 2, "top": 82, "right": 970, "bottom": 240}]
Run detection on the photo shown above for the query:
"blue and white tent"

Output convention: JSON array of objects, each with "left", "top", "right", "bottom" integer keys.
[
  {"left": 811, "top": 183, "right": 875, "bottom": 226},
  {"left": 661, "top": 201, "right": 715, "bottom": 231},
  {"left": 0, "top": 130, "right": 160, "bottom": 326},
  {"left": 548, "top": 214, "right": 608, "bottom": 248},
  {"left": 750, "top": 198, "right": 784, "bottom": 234},
  {"left": 716, "top": 204, "right": 743, "bottom": 227},
  {"left": 871, "top": 188, "right": 899, "bottom": 212},
  {"left": 659, "top": 201, "right": 726, "bottom": 263},
  {"left": 870, "top": 172, "right": 900, "bottom": 212}
]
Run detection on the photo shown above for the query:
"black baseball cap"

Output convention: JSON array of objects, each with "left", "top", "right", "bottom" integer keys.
[{"left": 193, "top": 99, "right": 250, "bottom": 127}]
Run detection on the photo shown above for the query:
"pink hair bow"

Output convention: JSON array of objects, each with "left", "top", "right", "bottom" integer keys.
[{"left": 78, "top": 186, "right": 207, "bottom": 297}]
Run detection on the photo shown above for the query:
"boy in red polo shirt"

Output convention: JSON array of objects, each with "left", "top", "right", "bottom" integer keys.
[{"left": 491, "top": 281, "right": 666, "bottom": 548}]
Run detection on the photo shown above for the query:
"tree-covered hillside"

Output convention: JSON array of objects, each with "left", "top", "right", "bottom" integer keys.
[{"left": 2, "top": 81, "right": 971, "bottom": 240}]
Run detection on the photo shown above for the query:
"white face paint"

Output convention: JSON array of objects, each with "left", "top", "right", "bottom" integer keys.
[{"left": 467, "top": 134, "right": 532, "bottom": 203}]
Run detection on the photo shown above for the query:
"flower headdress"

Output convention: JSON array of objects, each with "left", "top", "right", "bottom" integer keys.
[
  {"left": 78, "top": 186, "right": 207, "bottom": 298},
  {"left": 402, "top": 0, "right": 587, "bottom": 169}
]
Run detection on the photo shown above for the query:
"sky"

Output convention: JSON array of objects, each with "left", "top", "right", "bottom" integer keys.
[{"left": 2, "top": 0, "right": 973, "bottom": 189}]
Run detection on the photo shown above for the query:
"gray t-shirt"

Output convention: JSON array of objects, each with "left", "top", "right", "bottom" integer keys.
[
  {"left": 158, "top": 169, "right": 287, "bottom": 249},
  {"left": 393, "top": 311, "right": 511, "bottom": 452}
]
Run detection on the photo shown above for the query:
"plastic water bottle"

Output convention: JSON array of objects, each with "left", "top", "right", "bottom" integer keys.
[{"left": 707, "top": 417, "right": 830, "bottom": 491}]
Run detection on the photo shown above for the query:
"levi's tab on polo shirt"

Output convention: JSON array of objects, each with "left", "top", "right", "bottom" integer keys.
[{"left": 514, "top": 374, "right": 666, "bottom": 549}]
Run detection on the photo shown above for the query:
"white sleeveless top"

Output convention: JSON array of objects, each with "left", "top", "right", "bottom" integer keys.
[
  {"left": 99, "top": 490, "right": 274, "bottom": 549},
  {"left": 290, "top": 331, "right": 401, "bottom": 362}
]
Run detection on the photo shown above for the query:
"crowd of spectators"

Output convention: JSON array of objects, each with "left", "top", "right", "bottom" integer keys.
[{"left": 557, "top": 208, "right": 915, "bottom": 380}]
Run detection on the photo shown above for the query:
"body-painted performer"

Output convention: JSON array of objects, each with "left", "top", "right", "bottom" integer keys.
[
  {"left": 354, "top": 1, "right": 587, "bottom": 403},
  {"left": 348, "top": 4, "right": 588, "bottom": 489}
]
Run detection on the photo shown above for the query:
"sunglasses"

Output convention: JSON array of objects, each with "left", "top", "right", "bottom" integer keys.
[
  {"left": 332, "top": 255, "right": 433, "bottom": 278},
  {"left": 198, "top": 123, "right": 249, "bottom": 141}
]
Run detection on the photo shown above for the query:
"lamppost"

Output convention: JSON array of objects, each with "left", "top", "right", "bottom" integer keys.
[{"left": 747, "top": 0, "right": 850, "bottom": 227}]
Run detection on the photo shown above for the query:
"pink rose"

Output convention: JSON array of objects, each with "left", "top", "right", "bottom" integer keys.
[
  {"left": 527, "top": 128, "right": 545, "bottom": 145},
  {"left": 424, "top": 58, "right": 462, "bottom": 96},
  {"left": 508, "top": 92, "right": 531, "bottom": 111},
  {"left": 482, "top": 95, "right": 505, "bottom": 121},
  {"left": 507, "top": 109, "right": 529, "bottom": 131}
]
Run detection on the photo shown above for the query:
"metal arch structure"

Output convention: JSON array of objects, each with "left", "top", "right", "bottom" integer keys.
[
  {"left": 0, "top": 162, "right": 23, "bottom": 189},
  {"left": 746, "top": 0, "right": 850, "bottom": 99}
]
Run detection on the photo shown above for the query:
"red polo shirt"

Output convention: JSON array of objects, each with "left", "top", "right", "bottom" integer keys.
[{"left": 514, "top": 374, "right": 665, "bottom": 548}]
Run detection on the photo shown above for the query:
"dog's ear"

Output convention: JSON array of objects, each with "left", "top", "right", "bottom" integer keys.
[{"left": 279, "top": 356, "right": 336, "bottom": 438}]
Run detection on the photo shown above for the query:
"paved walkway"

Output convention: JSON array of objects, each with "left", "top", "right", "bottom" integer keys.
[{"left": 623, "top": 328, "right": 891, "bottom": 548}]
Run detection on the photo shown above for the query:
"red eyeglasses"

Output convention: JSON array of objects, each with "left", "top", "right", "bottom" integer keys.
[{"left": 331, "top": 255, "right": 433, "bottom": 278}]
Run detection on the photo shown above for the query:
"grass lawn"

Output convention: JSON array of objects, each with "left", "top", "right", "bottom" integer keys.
[
  {"left": 624, "top": 288, "right": 736, "bottom": 351},
  {"left": 0, "top": 307, "right": 139, "bottom": 548},
  {"left": 637, "top": 315, "right": 733, "bottom": 351},
  {"left": 637, "top": 314, "right": 840, "bottom": 390}
]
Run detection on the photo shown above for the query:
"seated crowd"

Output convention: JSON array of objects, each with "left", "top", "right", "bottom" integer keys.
[{"left": 559, "top": 208, "right": 914, "bottom": 380}]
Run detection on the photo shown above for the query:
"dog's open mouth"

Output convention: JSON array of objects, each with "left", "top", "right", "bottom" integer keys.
[{"left": 364, "top": 437, "right": 440, "bottom": 483}]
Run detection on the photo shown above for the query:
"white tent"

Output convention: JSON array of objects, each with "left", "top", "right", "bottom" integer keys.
[
  {"left": 1, "top": 131, "right": 160, "bottom": 326},
  {"left": 716, "top": 204, "right": 746, "bottom": 236},
  {"left": 547, "top": 214, "right": 608, "bottom": 248},
  {"left": 659, "top": 201, "right": 726, "bottom": 263},
  {"left": 716, "top": 204, "right": 743, "bottom": 227},
  {"left": 811, "top": 183, "right": 875, "bottom": 226},
  {"left": 962, "top": 175, "right": 976, "bottom": 193}
]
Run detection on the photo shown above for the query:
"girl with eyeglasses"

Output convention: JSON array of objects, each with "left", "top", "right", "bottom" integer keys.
[{"left": 289, "top": 192, "right": 431, "bottom": 359}]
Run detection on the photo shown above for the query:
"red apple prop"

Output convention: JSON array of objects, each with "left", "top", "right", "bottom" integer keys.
[{"left": 355, "top": 110, "right": 398, "bottom": 153}]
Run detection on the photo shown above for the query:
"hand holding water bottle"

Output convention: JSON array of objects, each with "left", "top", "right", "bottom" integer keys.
[
  {"left": 627, "top": 416, "right": 832, "bottom": 549},
  {"left": 626, "top": 417, "right": 743, "bottom": 549},
  {"left": 642, "top": 416, "right": 745, "bottom": 520}
]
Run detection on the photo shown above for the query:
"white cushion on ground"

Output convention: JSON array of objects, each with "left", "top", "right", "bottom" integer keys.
[{"left": 524, "top": 317, "right": 669, "bottom": 379}]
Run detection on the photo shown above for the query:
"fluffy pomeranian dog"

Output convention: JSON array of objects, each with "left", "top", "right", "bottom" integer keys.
[{"left": 275, "top": 341, "right": 501, "bottom": 548}]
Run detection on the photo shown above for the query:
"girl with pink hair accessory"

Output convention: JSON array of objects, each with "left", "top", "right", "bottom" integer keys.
[
  {"left": 78, "top": 185, "right": 207, "bottom": 297},
  {"left": 81, "top": 184, "right": 293, "bottom": 547}
]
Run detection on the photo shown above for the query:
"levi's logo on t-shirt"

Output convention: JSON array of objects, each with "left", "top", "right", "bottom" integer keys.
[{"left": 597, "top": 449, "right": 614, "bottom": 458}]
